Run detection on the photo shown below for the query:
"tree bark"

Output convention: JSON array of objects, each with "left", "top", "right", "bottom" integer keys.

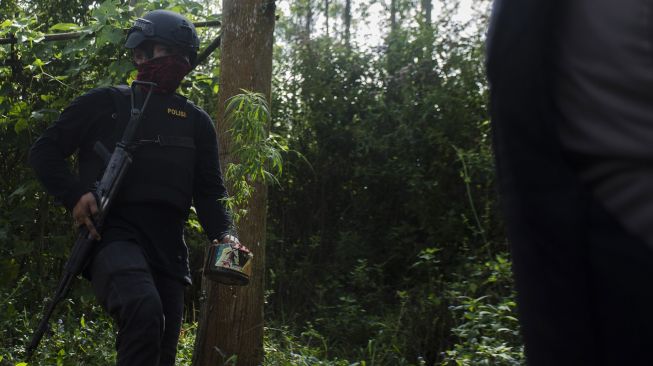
[
  {"left": 421, "top": 0, "right": 432, "bottom": 25},
  {"left": 305, "top": 0, "right": 313, "bottom": 40},
  {"left": 390, "top": 0, "right": 397, "bottom": 32},
  {"left": 343, "top": 0, "right": 351, "bottom": 46},
  {"left": 192, "top": 1, "right": 275, "bottom": 365},
  {"left": 420, "top": 0, "right": 434, "bottom": 66},
  {"left": 386, "top": 0, "right": 399, "bottom": 76},
  {"left": 324, "top": 0, "right": 329, "bottom": 37}
]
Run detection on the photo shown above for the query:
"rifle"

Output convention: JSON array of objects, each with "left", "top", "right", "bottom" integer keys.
[{"left": 25, "top": 80, "right": 156, "bottom": 359}]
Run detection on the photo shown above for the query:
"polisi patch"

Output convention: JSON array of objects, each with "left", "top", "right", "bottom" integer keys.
[{"left": 167, "top": 107, "right": 187, "bottom": 118}]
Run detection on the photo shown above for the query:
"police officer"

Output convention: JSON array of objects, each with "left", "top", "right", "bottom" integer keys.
[{"left": 29, "top": 9, "right": 241, "bottom": 365}]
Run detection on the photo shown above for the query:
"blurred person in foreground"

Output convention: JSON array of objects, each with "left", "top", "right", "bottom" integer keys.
[
  {"left": 29, "top": 9, "right": 245, "bottom": 365},
  {"left": 487, "top": 1, "right": 653, "bottom": 364}
]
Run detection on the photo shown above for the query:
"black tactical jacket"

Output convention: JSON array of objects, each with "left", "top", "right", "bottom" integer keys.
[{"left": 29, "top": 86, "right": 232, "bottom": 283}]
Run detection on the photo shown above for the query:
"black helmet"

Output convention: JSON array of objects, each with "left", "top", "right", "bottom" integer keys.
[{"left": 125, "top": 10, "right": 200, "bottom": 64}]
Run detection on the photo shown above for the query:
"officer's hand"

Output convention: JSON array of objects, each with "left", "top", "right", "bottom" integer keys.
[
  {"left": 73, "top": 192, "right": 101, "bottom": 241},
  {"left": 214, "top": 235, "right": 251, "bottom": 254}
]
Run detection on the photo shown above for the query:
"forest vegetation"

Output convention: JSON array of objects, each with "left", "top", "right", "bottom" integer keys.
[{"left": 0, "top": 0, "right": 523, "bottom": 364}]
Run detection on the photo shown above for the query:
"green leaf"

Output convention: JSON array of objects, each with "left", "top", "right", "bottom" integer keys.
[
  {"left": 49, "top": 23, "right": 81, "bottom": 32},
  {"left": 16, "top": 32, "right": 28, "bottom": 43},
  {"left": 14, "top": 118, "right": 28, "bottom": 133},
  {"left": 40, "top": 94, "right": 55, "bottom": 102},
  {"left": 9, "top": 184, "right": 28, "bottom": 199},
  {"left": 32, "top": 58, "right": 44, "bottom": 68}
]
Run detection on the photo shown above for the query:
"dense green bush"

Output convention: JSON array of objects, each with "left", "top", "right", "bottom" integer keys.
[
  {"left": 264, "top": 1, "right": 516, "bottom": 363},
  {"left": 0, "top": 279, "right": 115, "bottom": 365}
]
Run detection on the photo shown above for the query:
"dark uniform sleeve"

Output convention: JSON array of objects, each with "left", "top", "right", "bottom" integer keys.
[
  {"left": 192, "top": 110, "right": 233, "bottom": 241},
  {"left": 29, "top": 88, "right": 111, "bottom": 210}
]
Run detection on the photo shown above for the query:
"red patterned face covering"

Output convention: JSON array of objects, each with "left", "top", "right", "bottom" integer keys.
[{"left": 136, "top": 55, "right": 192, "bottom": 94}]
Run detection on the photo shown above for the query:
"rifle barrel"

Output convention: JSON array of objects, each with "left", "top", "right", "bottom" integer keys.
[{"left": 25, "top": 272, "right": 74, "bottom": 359}]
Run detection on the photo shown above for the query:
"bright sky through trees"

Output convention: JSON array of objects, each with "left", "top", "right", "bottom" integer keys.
[{"left": 276, "top": 0, "right": 478, "bottom": 49}]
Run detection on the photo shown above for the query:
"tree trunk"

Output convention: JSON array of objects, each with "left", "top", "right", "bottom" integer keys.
[
  {"left": 420, "top": 0, "right": 434, "bottom": 68},
  {"left": 343, "top": 0, "right": 351, "bottom": 46},
  {"left": 390, "top": 0, "right": 396, "bottom": 31},
  {"left": 192, "top": 1, "right": 275, "bottom": 365},
  {"left": 387, "top": 0, "right": 399, "bottom": 75},
  {"left": 324, "top": 0, "right": 329, "bottom": 37},
  {"left": 305, "top": 0, "right": 313, "bottom": 40},
  {"left": 422, "top": 0, "right": 432, "bottom": 25}
]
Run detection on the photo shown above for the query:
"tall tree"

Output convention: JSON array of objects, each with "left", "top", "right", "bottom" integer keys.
[
  {"left": 422, "top": 0, "right": 432, "bottom": 25},
  {"left": 324, "top": 0, "right": 330, "bottom": 37},
  {"left": 305, "top": 0, "right": 313, "bottom": 38},
  {"left": 192, "top": 0, "right": 275, "bottom": 365},
  {"left": 343, "top": 0, "right": 351, "bottom": 46},
  {"left": 390, "top": 0, "right": 397, "bottom": 32},
  {"left": 420, "top": 0, "right": 434, "bottom": 66}
]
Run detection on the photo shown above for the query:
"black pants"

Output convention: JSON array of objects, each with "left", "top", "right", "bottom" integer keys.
[
  {"left": 510, "top": 197, "right": 653, "bottom": 365},
  {"left": 89, "top": 241, "right": 185, "bottom": 366}
]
